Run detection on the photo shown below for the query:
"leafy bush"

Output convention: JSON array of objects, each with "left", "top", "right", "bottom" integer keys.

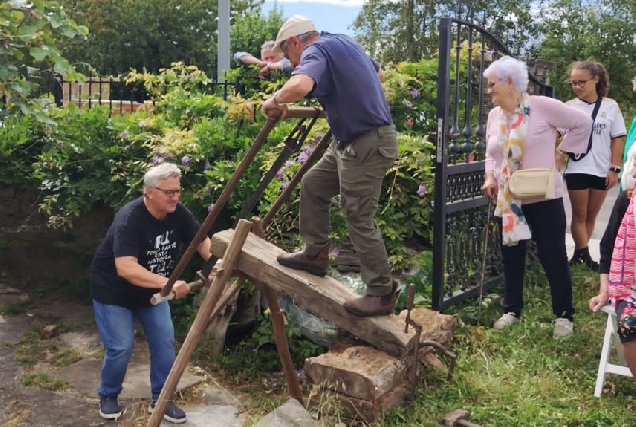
[{"left": 3, "top": 62, "right": 436, "bottom": 273}]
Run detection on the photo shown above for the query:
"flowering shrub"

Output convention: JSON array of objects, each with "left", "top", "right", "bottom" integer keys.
[{"left": 1, "top": 63, "right": 436, "bottom": 272}]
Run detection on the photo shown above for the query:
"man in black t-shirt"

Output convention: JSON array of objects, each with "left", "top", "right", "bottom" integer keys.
[{"left": 91, "top": 163, "right": 211, "bottom": 424}]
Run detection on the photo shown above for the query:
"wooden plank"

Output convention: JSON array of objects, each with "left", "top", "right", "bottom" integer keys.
[
  {"left": 147, "top": 220, "right": 253, "bottom": 427},
  {"left": 210, "top": 229, "right": 416, "bottom": 357}
]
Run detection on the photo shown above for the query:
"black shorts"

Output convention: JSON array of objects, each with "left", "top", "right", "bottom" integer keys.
[
  {"left": 616, "top": 300, "right": 636, "bottom": 344},
  {"left": 564, "top": 173, "right": 607, "bottom": 191}
]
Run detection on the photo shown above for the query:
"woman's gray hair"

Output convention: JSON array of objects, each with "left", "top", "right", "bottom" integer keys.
[
  {"left": 261, "top": 40, "right": 284, "bottom": 59},
  {"left": 483, "top": 56, "right": 529, "bottom": 93},
  {"left": 144, "top": 163, "right": 181, "bottom": 189},
  {"left": 261, "top": 40, "right": 276, "bottom": 51}
]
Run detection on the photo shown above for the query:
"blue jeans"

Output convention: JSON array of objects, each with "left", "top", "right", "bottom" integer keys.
[{"left": 93, "top": 300, "right": 175, "bottom": 400}]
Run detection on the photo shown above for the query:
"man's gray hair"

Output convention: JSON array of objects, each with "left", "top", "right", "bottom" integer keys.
[
  {"left": 483, "top": 56, "right": 529, "bottom": 93},
  {"left": 144, "top": 163, "right": 181, "bottom": 189},
  {"left": 297, "top": 31, "right": 319, "bottom": 43},
  {"left": 280, "top": 31, "right": 320, "bottom": 51}
]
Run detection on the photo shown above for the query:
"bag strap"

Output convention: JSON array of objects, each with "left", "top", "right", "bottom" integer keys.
[{"left": 568, "top": 96, "right": 603, "bottom": 161}]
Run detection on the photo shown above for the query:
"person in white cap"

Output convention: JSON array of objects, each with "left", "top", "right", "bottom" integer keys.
[{"left": 261, "top": 15, "right": 398, "bottom": 317}]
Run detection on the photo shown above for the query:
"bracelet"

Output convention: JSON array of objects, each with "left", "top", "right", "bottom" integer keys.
[
  {"left": 272, "top": 91, "right": 283, "bottom": 106},
  {"left": 610, "top": 165, "right": 621, "bottom": 174}
]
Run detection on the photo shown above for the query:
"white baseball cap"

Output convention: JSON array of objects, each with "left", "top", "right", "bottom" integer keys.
[{"left": 273, "top": 15, "right": 317, "bottom": 53}]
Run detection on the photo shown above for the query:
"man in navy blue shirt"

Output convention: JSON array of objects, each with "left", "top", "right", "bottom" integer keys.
[
  {"left": 261, "top": 15, "right": 398, "bottom": 317},
  {"left": 91, "top": 163, "right": 211, "bottom": 424}
]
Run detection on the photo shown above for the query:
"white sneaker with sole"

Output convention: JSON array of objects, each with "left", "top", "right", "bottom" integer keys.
[
  {"left": 493, "top": 312, "right": 519, "bottom": 331},
  {"left": 554, "top": 318, "right": 574, "bottom": 338}
]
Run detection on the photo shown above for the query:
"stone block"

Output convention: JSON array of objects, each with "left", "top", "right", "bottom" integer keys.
[
  {"left": 254, "top": 398, "right": 318, "bottom": 427},
  {"left": 311, "top": 385, "right": 409, "bottom": 424},
  {"left": 396, "top": 307, "right": 456, "bottom": 354},
  {"left": 304, "top": 344, "right": 407, "bottom": 401}
]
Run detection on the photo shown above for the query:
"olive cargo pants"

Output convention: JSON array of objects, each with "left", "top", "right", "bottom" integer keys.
[{"left": 299, "top": 125, "right": 398, "bottom": 296}]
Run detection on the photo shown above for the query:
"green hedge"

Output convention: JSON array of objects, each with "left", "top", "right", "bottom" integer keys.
[{"left": 0, "top": 61, "right": 437, "bottom": 275}]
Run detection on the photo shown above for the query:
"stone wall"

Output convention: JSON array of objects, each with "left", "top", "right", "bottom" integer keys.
[{"left": 0, "top": 188, "right": 114, "bottom": 289}]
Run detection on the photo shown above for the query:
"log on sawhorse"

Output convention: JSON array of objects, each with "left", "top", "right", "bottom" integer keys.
[
  {"left": 210, "top": 229, "right": 418, "bottom": 358},
  {"left": 147, "top": 219, "right": 303, "bottom": 427}
]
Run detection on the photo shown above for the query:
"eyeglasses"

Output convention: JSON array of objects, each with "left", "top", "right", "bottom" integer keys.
[
  {"left": 486, "top": 80, "right": 502, "bottom": 90},
  {"left": 568, "top": 79, "right": 592, "bottom": 88},
  {"left": 154, "top": 187, "right": 182, "bottom": 197}
]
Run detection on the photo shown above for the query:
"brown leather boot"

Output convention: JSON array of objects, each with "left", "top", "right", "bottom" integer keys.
[
  {"left": 343, "top": 282, "right": 397, "bottom": 317},
  {"left": 276, "top": 246, "right": 329, "bottom": 277}
]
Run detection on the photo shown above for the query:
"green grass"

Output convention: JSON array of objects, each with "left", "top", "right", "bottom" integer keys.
[
  {"left": 375, "top": 264, "right": 636, "bottom": 426},
  {"left": 20, "top": 373, "right": 68, "bottom": 392}
]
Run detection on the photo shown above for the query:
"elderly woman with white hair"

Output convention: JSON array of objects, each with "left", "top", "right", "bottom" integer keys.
[
  {"left": 590, "top": 152, "right": 636, "bottom": 376},
  {"left": 481, "top": 56, "right": 593, "bottom": 337}
]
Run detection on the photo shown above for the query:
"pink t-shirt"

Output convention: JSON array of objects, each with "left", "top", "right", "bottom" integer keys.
[{"left": 485, "top": 95, "right": 593, "bottom": 204}]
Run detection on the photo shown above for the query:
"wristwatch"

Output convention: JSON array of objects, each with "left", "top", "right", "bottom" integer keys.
[{"left": 610, "top": 165, "right": 622, "bottom": 174}]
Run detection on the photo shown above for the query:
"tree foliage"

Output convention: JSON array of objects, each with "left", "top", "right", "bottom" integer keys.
[
  {"left": 532, "top": 0, "right": 636, "bottom": 111},
  {"left": 352, "top": 0, "right": 537, "bottom": 65},
  {"left": 58, "top": 0, "right": 283, "bottom": 78},
  {"left": 0, "top": 0, "right": 86, "bottom": 119}
]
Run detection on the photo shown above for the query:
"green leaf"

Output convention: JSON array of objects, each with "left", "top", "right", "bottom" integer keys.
[
  {"left": 29, "top": 46, "right": 47, "bottom": 61},
  {"left": 17, "top": 23, "right": 38, "bottom": 37},
  {"left": 53, "top": 57, "right": 71, "bottom": 75}
]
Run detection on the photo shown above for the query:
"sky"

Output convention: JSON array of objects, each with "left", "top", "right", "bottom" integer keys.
[{"left": 261, "top": 0, "right": 363, "bottom": 35}]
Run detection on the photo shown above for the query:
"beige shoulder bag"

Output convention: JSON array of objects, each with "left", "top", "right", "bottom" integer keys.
[{"left": 509, "top": 168, "right": 556, "bottom": 199}]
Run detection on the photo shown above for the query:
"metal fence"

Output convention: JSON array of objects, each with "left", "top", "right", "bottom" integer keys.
[
  {"left": 43, "top": 74, "right": 260, "bottom": 115},
  {"left": 431, "top": 6, "right": 555, "bottom": 311}
]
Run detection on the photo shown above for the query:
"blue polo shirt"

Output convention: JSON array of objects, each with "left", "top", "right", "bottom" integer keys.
[{"left": 292, "top": 32, "right": 393, "bottom": 142}]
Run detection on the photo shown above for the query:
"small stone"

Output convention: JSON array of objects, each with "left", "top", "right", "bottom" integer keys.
[
  {"left": 254, "top": 398, "right": 318, "bottom": 427},
  {"left": 440, "top": 409, "right": 470, "bottom": 426},
  {"left": 40, "top": 324, "right": 59, "bottom": 340}
]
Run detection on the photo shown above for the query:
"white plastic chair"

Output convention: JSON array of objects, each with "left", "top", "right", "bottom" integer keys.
[{"left": 594, "top": 304, "right": 633, "bottom": 397}]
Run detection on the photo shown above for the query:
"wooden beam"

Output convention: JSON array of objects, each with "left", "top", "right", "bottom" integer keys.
[
  {"left": 283, "top": 106, "right": 325, "bottom": 119},
  {"left": 147, "top": 220, "right": 253, "bottom": 427},
  {"left": 210, "top": 230, "right": 417, "bottom": 357}
]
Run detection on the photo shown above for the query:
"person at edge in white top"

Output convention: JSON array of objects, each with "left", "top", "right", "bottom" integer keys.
[{"left": 563, "top": 61, "right": 627, "bottom": 270}]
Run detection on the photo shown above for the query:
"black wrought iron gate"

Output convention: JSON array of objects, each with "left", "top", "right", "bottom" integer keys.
[{"left": 432, "top": 10, "right": 554, "bottom": 311}]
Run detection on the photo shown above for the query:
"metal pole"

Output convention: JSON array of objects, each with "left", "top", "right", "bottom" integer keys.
[{"left": 217, "top": 0, "right": 231, "bottom": 82}]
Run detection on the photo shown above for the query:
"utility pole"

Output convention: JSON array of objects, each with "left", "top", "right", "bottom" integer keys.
[{"left": 217, "top": 0, "right": 230, "bottom": 82}]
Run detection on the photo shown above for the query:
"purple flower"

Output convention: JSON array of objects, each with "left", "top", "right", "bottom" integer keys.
[
  {"left": 304, "top": 145, "right": 315, "bottom": 156},
  {"left": 275, "top": 169, "right": 284, "bottom": 179},
  {"left": 204, "top": 161, "right": 211, "bottom": 171},
  {"left": 330, "top": 197, "right": 341, "bottom": 207},
  {"left": 120, "top": 129, "right": 129, "bottom": 138},
  {"left": 281, "top": 179, "right": 290, "bottom": 191},
  {"left": 329, "top": 248, "right": 340, "bottom": 257},
  {"left": 162, "top": 152, "right": 173, "bottom": 160},
  {"left": 295, "top": 369, "right": 306, "bottom": 379},
  {"left": 416, "top": 184, "right": 427, "bottom": 197},
  {"left": 208, "top": 203, "right": 215, "bottom": 212},
  {"left": 284, "top": 160, "right": 294, "bottom": 168},
  {"left": 410, "top": 88, "right": 421, "bottom": 99},
  {"left": 400, "top": 271, "right": 410, "bottom": 278},
  {"left": 152, "top": 156, "right": 162, "bottom": 165},
  {"left": 297, "top": 152, "right": 308, "bottom": 164},
  {"left": 181, "top": 155, "right": 190, "bottom": 166}
]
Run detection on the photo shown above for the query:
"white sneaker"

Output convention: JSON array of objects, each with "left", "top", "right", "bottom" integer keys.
[
  {"left": 554, "top": 318, "right": 574, "bottom": 338},
  {"left": 493, "top": 312, "right": 519, "bottom": 331}
]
